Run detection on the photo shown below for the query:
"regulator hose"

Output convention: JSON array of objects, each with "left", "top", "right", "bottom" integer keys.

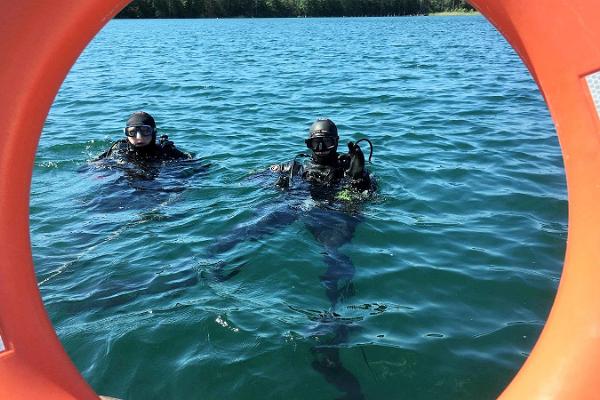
[{"left": 353, "top": 138, "right": 373, "bottom": 162}]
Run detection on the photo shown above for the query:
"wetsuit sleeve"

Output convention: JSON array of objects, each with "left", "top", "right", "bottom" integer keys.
[
  {"left": 93, "top": 140, "right": 123, "bottom": 161},
  {"left": 95, "top": 150, "right": 110, "bottom": 161},
  {"left": 164, "top": 145, "right": 192, "bottom": 160},
  {"left": 159, "top": 136, "right": 193, "bottom": 160}
]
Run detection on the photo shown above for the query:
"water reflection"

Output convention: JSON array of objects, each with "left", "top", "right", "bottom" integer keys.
[
  {"left": 209, "top": 171, "right": 372, "bottom": 399},
  {"left": 78, "top": 158, "right": 208, "bottom": 212},
  {"left": 38, "top": 158, "right": 209, "bottom": 303}
]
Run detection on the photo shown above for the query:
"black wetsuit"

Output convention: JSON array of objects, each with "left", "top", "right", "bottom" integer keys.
[
  {"left": 276, "top": 152, "right": 372, "bottom": 194},
  {"left": 96, "top": 135, "right": 191, "bottom": 162}
]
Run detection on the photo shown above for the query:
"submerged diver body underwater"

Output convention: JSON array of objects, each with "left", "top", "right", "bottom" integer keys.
[
  {"left": 209, "top": 119, "right": 376, "bottom": 400},
  {"left": 48, "top": 112, "right": 209, "bottom": 310}
]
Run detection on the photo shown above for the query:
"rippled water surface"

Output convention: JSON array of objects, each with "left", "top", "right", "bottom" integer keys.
[{"left": 32, "top": 16, "right": 566, "bottom": 400}]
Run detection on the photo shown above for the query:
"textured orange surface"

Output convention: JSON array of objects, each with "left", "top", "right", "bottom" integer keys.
[{"left": 0, "top": 1, "right": 599, "bottom": 398}]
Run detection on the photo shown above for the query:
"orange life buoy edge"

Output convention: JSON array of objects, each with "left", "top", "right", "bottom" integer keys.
[{"left": 1, "top": 1, "right": 599, "bottom": 399}]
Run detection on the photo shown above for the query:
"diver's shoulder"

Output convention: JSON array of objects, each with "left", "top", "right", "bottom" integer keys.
[
  {"left": 95, "top": 139, "right": 127, "bottom": 160},
  {"left": 159, "top": 135, "right": 193, "bottom": 160}
]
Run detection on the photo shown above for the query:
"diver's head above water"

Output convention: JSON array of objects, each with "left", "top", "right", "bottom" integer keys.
[
  {"left": 306, "top": 118, "right": 339, "bottom": 165},
  {"left": 124, "top": 111, "right": 157, "bottom": 148}
]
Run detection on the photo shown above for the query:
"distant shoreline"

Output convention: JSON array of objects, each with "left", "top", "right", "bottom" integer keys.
[
  {"left": 114, "top": 12, "right": 482, "bottom": 20},
  {"left": 428, "top": 10, "right": 481, "bottom": 16},
  {"left": 116, "top": 0, "right": 475, "bottom": 19}
]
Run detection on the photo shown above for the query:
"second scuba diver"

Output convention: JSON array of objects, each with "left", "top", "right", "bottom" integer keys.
[
  {"left": 86, "top": 110, "right": 205, "bottom": 212},
  {"left": 96, "top": 111, "right": 192, "bottom": 162}
]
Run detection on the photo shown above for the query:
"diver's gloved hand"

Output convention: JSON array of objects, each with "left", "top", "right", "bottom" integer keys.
[
  {"left": 346, "top": 141, "right": 366, "bottom": 180},
  {"left": 271, "top": 162, "right": 296, "bottom": 189}
]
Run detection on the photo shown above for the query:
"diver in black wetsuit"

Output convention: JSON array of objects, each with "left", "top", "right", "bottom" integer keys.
[
  {"left": 85, "top": 110, "right": 205, "bottom": 212},
  {"left": 270, "top": 118, "right": 372, "bottom": 193},
  {"left": 209, "top": 118, "right": 374, "bottom": 400},
  {"left": 71, "top": 112, "right": 207, "bottom": 314},
  {"left": 96, "top": 111, "right": 192, "bottom": 162},
  {"left": 210, "top": 118, "right": 374, "bottom": 263},
  {"left": 211, "top": 118, "right": 374, "bottom": 288}
]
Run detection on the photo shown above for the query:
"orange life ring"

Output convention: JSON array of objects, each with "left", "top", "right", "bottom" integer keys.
[{"left": 0, "top": 1, "right": 599, "bottom": 398}]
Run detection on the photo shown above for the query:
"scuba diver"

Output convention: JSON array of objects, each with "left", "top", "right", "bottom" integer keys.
[
  {"left": 87, "top": 110, "right": 203, "bottom": 210},
  {"left": 96, "top": 111, "right": 192, "bottom": 162},
  {"left": 56, "top": 112, "right": 208, "bottom": 315},
  {"left": 270, "top": 118, "right": 372, "bottom": 193},
  {"left": 209, "top": 118, "right": 375, "bottom": 399},
  {"left": 209, "top": 118, "right": 374, "bottom": 264},
  {"left": 82, "top": 110, "right": 206, "bottom": 213}
]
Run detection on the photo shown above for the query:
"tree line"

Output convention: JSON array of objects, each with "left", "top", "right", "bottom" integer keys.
[{"left": 116, "top": 0, "right": 474, "bottom": 18}]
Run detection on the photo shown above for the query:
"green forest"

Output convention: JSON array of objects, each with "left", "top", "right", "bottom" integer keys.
[{"left": 116, "top": 0, "right": 474, "bottom": 18}]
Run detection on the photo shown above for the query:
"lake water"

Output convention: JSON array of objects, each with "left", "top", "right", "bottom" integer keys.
[{"left": 31, "top": 16, "right": 567, "bottom": 400}]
